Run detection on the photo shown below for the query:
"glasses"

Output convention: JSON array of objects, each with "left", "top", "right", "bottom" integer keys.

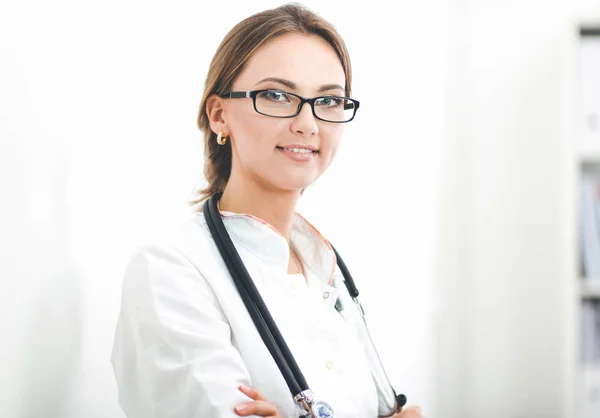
[{"left": 220, "top": 89, "right": 360, "bottom": 123}]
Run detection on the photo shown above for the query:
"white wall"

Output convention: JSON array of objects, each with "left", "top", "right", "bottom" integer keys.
[
  {"left": 0, "top": 1, "right": 451, "bottom": 417},
  {"left": 435, "top": 1, "right": 600, "bottom": 418}
]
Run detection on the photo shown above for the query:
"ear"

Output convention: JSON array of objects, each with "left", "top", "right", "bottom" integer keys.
[{"left": 206, "top": 94, "right": 228, "bottom": 135}]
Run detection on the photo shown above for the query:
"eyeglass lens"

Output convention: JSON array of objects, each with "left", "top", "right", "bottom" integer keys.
[{"left": 255, "top": 90, "right": 356, "bottom": 122}]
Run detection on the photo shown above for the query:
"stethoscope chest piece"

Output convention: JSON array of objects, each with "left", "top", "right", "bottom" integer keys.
[
  {"left": 299, "top": 399, "right": 334, "bottom": 418},
  {"left": 295, "top": 390, "right": 334, "bottom": 418},
  {"left": 311, "top": 400, "right": 334, "bottom": 418}
]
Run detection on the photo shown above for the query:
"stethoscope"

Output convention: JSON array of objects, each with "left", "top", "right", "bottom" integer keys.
[{"left": 203, "top": 192, "right": 406, "bottom": 418}]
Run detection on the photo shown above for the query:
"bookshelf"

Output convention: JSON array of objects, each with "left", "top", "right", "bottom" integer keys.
[
  {"left": 581, "top": 280, "right": 600, "bottom": 299},
  {"left": 566, "top": 16, "right": 600, "bottom": 418}
]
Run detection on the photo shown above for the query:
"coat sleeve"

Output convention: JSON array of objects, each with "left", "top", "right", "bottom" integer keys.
[{"left": 111, "top": 243, "right": 253, "bottom": 418}]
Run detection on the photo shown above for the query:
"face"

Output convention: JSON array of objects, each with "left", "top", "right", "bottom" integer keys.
[{"left": 208, "top": 33, "right": 347, "bottom": 193}]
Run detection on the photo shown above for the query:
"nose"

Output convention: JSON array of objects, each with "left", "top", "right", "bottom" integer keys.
[{"left": 290, "top": 101, "right": 318, "bottom": 137}]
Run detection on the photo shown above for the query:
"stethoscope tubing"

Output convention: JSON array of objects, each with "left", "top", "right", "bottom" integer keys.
[
  {"left": 204, "top": 194, "right": 309, "bottom": 395},
  {"left": 203, "top": 192, "right": 407, "bottom": 415}
]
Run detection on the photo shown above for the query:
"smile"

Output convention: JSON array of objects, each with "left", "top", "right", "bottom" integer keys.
[
  {"left": 275, "top": 146, "right": 319, "bottom": 154},
  {"left": 275, "top": 146, "right": 319, "bottom": 162}
]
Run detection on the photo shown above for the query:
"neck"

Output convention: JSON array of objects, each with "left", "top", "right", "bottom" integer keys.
[{"left": 218, "top": 176, "right": 301, "bottom": 242}]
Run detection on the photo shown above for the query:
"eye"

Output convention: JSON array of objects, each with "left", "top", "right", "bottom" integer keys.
[
  {"left": 315, "top": 97, "right": 343, "bottom": 107},
  {"left": 259, "top": 90, "right": 291, "bottom": 102}
]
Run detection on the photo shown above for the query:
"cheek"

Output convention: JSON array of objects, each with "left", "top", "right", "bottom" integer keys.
[
  {"left": 320, "top": 125, "right": 344, "bottom": 161},
  {"left": 230, "top": 111, "right": 274, "bottom": 152}
]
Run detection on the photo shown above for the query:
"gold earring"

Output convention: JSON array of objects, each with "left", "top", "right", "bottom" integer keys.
[{"left": 216, "top": 131, "right": 227, "bottom": 145}]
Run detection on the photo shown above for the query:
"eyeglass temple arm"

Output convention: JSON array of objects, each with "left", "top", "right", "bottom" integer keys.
[
  {"left": 221, "top": 92, "right": 251, "bottom": 98},
  {"left": 344, "top": 101, "right": 359, "bottom": 110}
]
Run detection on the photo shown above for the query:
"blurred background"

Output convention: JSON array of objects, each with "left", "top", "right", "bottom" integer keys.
[{"left": 2, "top": 0, "right": 600, "bottom": 417}]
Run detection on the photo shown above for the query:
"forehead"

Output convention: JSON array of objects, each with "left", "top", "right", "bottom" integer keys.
[{"left": 233, "top": 33, "right": 346, "bottom": 93}]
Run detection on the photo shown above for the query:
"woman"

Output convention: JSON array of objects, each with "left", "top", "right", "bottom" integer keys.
[{"left": 111, "top": 3, "right": 424, "bottom": 418}]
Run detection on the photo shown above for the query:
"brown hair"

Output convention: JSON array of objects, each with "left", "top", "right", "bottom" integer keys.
[{"left": 190, "top": 2, "right": 353, "bottom": 210}]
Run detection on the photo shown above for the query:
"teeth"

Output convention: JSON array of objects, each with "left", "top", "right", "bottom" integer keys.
[{"left": 284, "top": 148, "right": 314, "bottom": 153}]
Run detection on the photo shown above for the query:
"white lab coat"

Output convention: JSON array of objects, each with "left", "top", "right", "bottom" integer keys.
[{"left": 111, "top": 207, "right": 393, "bottom": 418}]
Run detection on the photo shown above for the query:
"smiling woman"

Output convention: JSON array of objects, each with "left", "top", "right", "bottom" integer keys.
[
  {"left": 190, "top": 3, "right": 354, "bottom": 204},
  {"left": 111, "top": 3, "right": 422, "bottom": 418}
]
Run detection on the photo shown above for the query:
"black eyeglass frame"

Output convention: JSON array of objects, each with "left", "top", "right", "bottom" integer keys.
[{"left": 220, "top": 89, "right": 360, "bottom": 123}]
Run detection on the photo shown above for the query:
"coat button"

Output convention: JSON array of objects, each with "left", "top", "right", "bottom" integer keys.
[
  {"left": 323, "top": 292, "right": 330, "bottom": 299},
  {"left": 325, "top": 360, "right": 333, "bottom": 370}
]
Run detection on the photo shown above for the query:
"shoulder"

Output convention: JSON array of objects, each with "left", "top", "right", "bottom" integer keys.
[
  {"left": 129, "top": 213, "right": 212, "bottom": 263},
  {"left": 120, "top": 213, "right": 217, "bottom": 295}
]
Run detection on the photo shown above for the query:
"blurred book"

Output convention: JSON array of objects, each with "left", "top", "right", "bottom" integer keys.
[
  {"left": 582, "top": 299, "right": 600, "bottom": 417},
  {"left": 583, "top": 362, "right": 600, "bottom": 418},
  {"left": 580, "top": 172, "right": 600, "bottom": 279},
  {"left": 582, "top": 300, "right": 600, "bottom": 364},
  {"left": 581, "top": 33, "right": 600, "bottom": 143}
]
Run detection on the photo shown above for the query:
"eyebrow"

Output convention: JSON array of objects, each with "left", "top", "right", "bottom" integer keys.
[{"left": 254, "top": 77, "right": 346, "bottom": 95}]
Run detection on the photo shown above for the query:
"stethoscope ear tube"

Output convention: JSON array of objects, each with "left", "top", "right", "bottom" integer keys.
[
  {"left": 329, "top": 243, "right": 407, "bottom": 415},
  {"left": 329, "top": 245, "right": 359, "bottom": 299}
]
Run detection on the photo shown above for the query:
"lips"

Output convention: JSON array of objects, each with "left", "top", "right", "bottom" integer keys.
[{"left": 275, "top": 146, "right": 319, "bottom": 154}]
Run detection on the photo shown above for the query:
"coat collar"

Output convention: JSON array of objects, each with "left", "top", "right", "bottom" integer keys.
[{"left": 203, "top": 205, "right": 337, "bottom": 286}]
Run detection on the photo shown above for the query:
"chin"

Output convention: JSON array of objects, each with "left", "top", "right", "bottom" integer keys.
[
  {"left": 283, "top": 184, "right": 313, "bottom": 193},
  {"left": 273, "top": 179, "right": 314, "bottom": 192},
  {"left": 266, "top": 171, "right": 318, "bottom": 193}
]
